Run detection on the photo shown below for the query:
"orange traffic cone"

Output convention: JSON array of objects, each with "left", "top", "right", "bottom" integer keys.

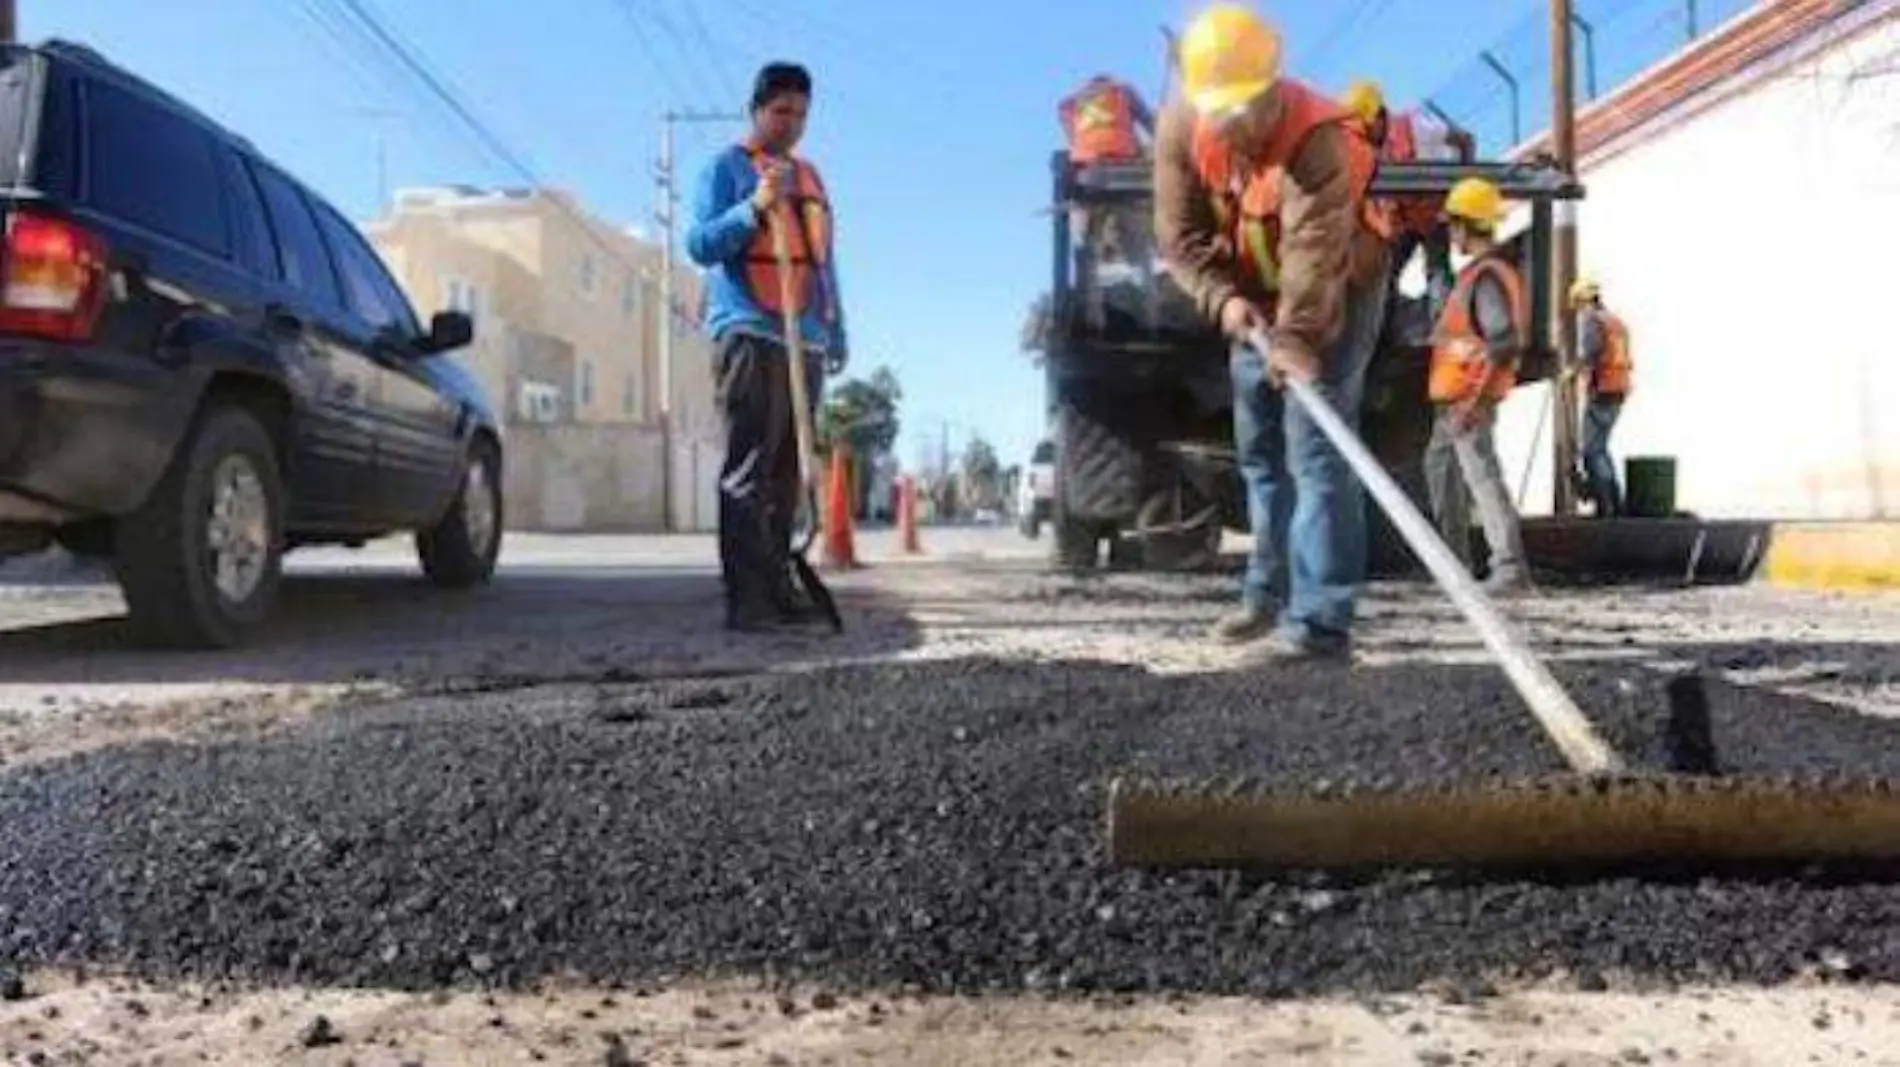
[
  {"left": 822, "top": 446, "right": 859, "bottom": 571},
  {"left": 898, "top": 475, "right": 923, "bottom": 555}
]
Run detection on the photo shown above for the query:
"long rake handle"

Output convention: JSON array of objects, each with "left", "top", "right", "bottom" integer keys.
[
  {"left": 1252, "top": 330, "right": 1624, "bottom": 775},
  {"left": 769, "top": 202, "right": 817, "bottom": 494}
]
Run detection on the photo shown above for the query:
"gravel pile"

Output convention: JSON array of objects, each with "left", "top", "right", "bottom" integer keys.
[{"left": 5, "top": 655, "right": 1900, "bottom": 997}]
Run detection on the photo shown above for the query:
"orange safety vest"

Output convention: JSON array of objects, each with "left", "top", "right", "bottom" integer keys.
[
  {"left": 742, "top": 142, "right": 835, "bottom": 322},
  {"left": 1061, "top": 79, "right": 1141, "bottom": 165},
  {"left": 1590, "top": 308, "right": 1634, "bottom": 397},
  {"left": 1429, "top": 253, "right": 1527, "bottom": 404},
  {"left": 1190, "top": 78, "right": 1390, "bottom": 296}
]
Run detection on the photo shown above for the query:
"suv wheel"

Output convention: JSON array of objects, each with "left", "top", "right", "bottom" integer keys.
[
  {"left": 114, "top": 405, "right": 284, "bottom": 649},
  {"left": 418, "top": 439, "right": 503, "bottom": 588}
]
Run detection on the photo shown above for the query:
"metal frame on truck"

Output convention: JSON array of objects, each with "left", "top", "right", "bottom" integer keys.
[{"left": 1040, "top": 149, "right": 1584, "bottom": 573}]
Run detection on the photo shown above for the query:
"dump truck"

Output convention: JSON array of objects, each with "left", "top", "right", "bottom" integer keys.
[{"left": 1037, "top": 146, "right": 1583, "bottom": 573}]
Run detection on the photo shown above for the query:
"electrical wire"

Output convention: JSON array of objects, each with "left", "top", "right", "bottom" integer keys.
[
  {"left": 606, "top": 0, "right": 718, "bottom": 108},
  {"left": 316, "top": 0, "right": 671, "bottom": 292}
]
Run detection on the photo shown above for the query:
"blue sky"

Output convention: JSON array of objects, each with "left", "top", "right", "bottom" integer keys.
[{"left": 30, "top": 0, "right": 1636, "bottom": 470}]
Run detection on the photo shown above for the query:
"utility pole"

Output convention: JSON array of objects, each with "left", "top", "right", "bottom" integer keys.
[
  {"left": 653, "top": 108, "right": 743, "bottom": 531},
  {"left": 1550, "top": 0, "right": 1581, "bottom": 516},
  {"left": 2, "top": 0, "right": 17, "bottom": 44}
]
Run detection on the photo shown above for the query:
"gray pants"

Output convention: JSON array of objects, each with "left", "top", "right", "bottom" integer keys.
[{"left": 1424, "top": 406, "right": 1527, "bottom": 583}]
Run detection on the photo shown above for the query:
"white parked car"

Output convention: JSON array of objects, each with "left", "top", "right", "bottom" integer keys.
[{"left": 1017, "top": 439, "right": 1055, "bottom": 539}]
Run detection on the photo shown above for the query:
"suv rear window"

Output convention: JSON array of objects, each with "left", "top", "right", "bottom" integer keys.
[
  {"left": 0, "top": 48, "right": 31, "bottom": 187},
  {"left": 81, "top": 75, "right": 231, "bottom": 258}
]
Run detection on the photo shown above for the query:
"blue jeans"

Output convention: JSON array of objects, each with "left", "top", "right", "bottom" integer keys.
[
  {"left": 1229, "top": 272, "right": 1388, "bottom": 639},
  {"left": 1582, "top": 394, "right": 1624, "bottom": 516}
]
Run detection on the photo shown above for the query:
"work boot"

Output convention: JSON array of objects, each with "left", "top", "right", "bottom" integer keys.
[
  {"left": 725, "top": 596, "right": 782, "bottom": 633},
  {"left": 771, "top": 575, "right": 823, "bottom": 625},
  {"left": 1482, "top": 568, "right": 1536, "bottom": 599},
  {"left": 1243, "top": 624, "right": 1352, "bottom": 665},
  {"left": 1209, "top": 602, "right": 1275, "bottom": 645}
]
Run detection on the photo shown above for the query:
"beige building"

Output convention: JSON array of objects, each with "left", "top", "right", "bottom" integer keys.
[{"left": 363, "top": 186, "right": 722, "bottom": 531}]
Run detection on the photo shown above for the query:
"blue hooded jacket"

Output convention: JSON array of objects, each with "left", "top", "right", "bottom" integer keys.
[{"left": 684, "top": 142, "right": 848, "bottom": 360}]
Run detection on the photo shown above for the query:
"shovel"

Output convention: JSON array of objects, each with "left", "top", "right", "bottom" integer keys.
[{"left": 764, "top": 191, "right": 842, "bottom": 633}]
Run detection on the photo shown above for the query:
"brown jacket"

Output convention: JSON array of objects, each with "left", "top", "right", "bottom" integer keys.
[{"left": 1152, "top": 96, "right": 1383, "bottom": 365}]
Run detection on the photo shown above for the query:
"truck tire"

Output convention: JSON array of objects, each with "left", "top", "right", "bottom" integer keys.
[
  {"left": 418, "top": 437, "right": 503, "bottom": 588},
  {"left": 113, "top": 404, "right": 285, "bottom": 649},
  {"left": 1052, "top": 509, "right": 1101, "bottom": 571},
  {"left": 1053, "top": 397, "right": 1141, "bottom": 528}
]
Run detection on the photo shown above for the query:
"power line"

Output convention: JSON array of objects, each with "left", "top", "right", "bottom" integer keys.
[
  {"left": 673, "top": 0, "right": 746, "bottom": 104},
  {"left": 316, "top": 0, "right": 667, "bottom": 292},
  {"left": 643, "top": 0, "right": 740, "bottom": 104},
  {"left": 606, "top": 0, "right": 710, "bottom": 108}
]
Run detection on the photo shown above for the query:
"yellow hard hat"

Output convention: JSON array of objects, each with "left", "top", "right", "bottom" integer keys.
[
  {"left": 1342, "top": 79, "right": 1384, "bottom": 124},
  {"left": 1569, "top": 277, "right": 1601, "bottom": 305},
  {"left": 1179, "top": 4, "right": 1284, "bottom": 117},
  {"left": 1444, "top": 177, "right": 1508, "bottom": 227}
]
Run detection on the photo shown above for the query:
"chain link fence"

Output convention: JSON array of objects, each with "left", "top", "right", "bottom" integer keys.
[{"left": 1421, "top": 0, "right": 1757, "bottom": 155}]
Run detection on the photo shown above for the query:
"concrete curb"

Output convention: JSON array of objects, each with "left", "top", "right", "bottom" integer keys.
[{"left": 1759, "top": 523, "right": 1900, "bottom": 593}]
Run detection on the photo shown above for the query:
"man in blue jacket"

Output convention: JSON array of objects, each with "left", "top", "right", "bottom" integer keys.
[{"left": 686, "top": 61, "right": 848, "bottom": 631}]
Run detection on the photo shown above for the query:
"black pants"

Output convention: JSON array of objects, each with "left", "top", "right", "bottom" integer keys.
[{"left": 714, "top": 331, "right": 821, "bottom": 610}]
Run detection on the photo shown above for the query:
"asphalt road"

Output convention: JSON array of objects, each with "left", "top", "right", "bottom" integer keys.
[{"left": 5, "top": 526, "right": 1900, "bottom": 1064}]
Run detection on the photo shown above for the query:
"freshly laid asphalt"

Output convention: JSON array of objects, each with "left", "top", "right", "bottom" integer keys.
[{"left": 6, "top": 649, "right": 1900, "bottom": 999}]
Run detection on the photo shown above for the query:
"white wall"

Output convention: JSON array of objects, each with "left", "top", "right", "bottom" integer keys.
[{"left": 1494, "top": 6, "right": 1900, "bottom": 519}]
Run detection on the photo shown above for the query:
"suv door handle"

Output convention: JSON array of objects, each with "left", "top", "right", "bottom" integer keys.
[{"left": 265, "top": 305, "right": 304, "bottom": 338}]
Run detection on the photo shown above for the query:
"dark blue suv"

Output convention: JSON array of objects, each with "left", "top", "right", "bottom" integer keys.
[{"left": 0, "top": 40, "right": 505, "bottom": 647}]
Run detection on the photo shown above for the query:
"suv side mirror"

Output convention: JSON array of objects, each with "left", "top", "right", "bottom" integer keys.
[{"left": 416, "top": 310, "right": 474, "bottom": 354}]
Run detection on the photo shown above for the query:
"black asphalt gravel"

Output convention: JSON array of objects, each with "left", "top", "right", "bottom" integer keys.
[{"left": 6, "top": 651, "right": 1900, "bottom": 998}]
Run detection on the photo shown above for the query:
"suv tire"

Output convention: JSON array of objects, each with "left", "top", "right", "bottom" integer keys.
[
  {"left": 114, "top": 404, "right": 284, "bottom": 649},
  {"left": 418, "top": 438, "right": 503, "bottom": 588}
]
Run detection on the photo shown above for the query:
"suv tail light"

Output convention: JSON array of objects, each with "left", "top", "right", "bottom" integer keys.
[{"left": 0, "top": 210, "right": 109, "bottom": 343}]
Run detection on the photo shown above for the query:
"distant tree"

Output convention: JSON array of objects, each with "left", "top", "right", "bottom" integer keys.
[
  {"left": 821, "top": 366, "right": 904, "bottom": 518},
  {"left": 960, "top": 436, "right": 1004, "bottom": 511},
  {"left": 1020, "top": 293, "right": 1053, "bottom": 358}
]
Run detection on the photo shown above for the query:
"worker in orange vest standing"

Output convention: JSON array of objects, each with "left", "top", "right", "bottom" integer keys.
[
  {"left": 1060, "top": 75, "right": 1157, "bottom": 328},
  {"left": 1570, "top": 277, "right": 1633, "bottom": 517},
  {"left": 1059, "top": 74, "right": 1155, "bottom": 165},
  {"left": 685, "top": 62, "right": 849, "bottom": 631},
  {"left": 1423, "top": 177, "right": 1531, "bottom": 595},
  {"left": 1341, "top": 79, "right": 1458, "bottom": 316},
  {"left": 1155, "top": 3, "right": 1394, "bottom": 661}
]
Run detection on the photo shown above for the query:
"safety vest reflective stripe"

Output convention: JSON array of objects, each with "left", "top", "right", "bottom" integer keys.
[
  {"left": 741, "top": 145, "right": 834, "bottom": 322},
  {"left": 1593, "top": 309, "right": 1634, "bottom": 396},
  {"left": 1429, "top": 255, "right": 1526, "bottom": 404},
  {"left": 1190, "top": 78, "right": 1384, "bottom": 294}
]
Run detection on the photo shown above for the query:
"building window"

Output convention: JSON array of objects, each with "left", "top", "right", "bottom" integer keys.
[
  {"left": 580, "top": 253, "right": 596, "bottom": 296},
  {"left": 443, "top": 277, "right": 480, "bottom": 322},
  {"left": 578, "top": 360, "right": 595, "bottom": 407},
  {"left": 517, "top": 380, "right": 561, "bottom": 423},
  {"left": 621, "top": 371, "right": 636, "bottom": 415},
  {"left": 622, "top": 275, "right": 639, "bottom": 318}
]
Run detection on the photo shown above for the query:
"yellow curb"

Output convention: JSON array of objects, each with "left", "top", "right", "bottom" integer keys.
[{"left": 1759, "top": 523, "right": 1900, "bottom": 592}]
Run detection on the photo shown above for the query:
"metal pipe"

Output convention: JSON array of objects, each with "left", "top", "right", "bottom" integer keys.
[
  {"left": 1480, "top": 50, "right": 1522, "bottom": 146},
  {"left": 1572, "top": 12, "right": 1599, "bottom": 100}
]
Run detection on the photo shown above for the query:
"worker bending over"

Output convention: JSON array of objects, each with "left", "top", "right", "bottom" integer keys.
[
  {"left": 1424, "top": 178, "right": 1531, "bottom": 595},
  {"left": 1156, "top": 3, "right": 1392, "bottom": 660},
  {"left": 1570, "top": 277, "right": 1633, "bottom": 517},
  {"left": 1060, "top": 74, "right": 1156, "bottom": 166},
  {"left": 1341, "top": 79, "right": 1458, "bottom": 316},
  {"left": 686, "top": 62, "right": 849, "bottom": 631}
]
